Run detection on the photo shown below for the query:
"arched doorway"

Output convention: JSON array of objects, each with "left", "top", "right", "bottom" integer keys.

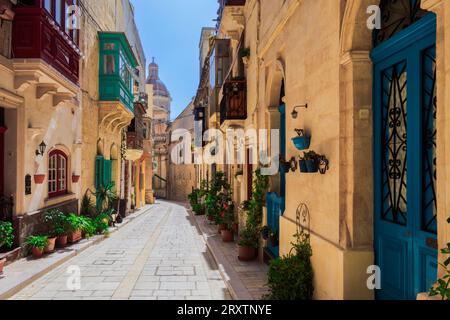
[
  {"left": 371, "top": 1, "right": 437, "bottom": 299},
  {"left": 266, "top": 70, "right": 286, "bottom": 258}
]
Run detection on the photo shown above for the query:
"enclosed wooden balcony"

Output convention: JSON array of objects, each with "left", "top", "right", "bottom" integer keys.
[
  {"left": 125, "top": 99, "right": 146, "bottom": 161},
  {"left": 220, "top": 79, "right": 247, "bottom": 125},
  {"left": 12, "top": 0, "right": 81, "bottom": 85}
]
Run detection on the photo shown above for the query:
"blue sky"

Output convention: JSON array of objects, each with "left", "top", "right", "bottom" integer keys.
[{"left": 132, "top": 0, "right": 218, "bottom": 119}]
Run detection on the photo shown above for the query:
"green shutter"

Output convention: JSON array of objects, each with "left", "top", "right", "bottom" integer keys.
[
  {"left": 103, "top": 159, "right": 112, "bottom": 186},
  {"left": 95, "top": 156, "right": 104, "bottom": 190}
]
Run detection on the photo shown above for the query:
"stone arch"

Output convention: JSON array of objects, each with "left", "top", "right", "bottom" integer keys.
[
  {"left": 265, "top": 58, "right": 286, "bottom": 108},
  {"left": 47, "top": 143, "right": 73, "bottom": 192},
  {"left": 264, "top": 58, "right": 286, "bottom": 195},
  {"left": 340, "top": 0, "right": 379, "bottom": 56},
  {"left": 97, "top": 139, "right": 104, "bottom": 156}
]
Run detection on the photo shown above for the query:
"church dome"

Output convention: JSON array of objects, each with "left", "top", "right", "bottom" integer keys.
[{"left": 146, "top": 58, "right": 171, "bottom": 98}]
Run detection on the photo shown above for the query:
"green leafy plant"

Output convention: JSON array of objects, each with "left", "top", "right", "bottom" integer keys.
[
  {"left": 94, "top": 213, "right": 110, "bottom": 234},
  {"left": 246, "top": 169, "right": 269, "bottom": 228},
  {"left": 429, "top": 217, "right": 450, "bottom": 300},
  {"left": 80, "top": 193, "right": 96, "bottom": 217},
  {"left": 205, "top": 172, "right": 233, "bottom": 224},
  {"left": 222, "top": 202, "right": 235, "bottom": 230},
  {"left": 303, "top": 151, "right": 318, "bottom": 161},
  {"left": 95, "top": 183, "right": 117, "bottom": 212},
  {"left": 43, "top": 209, "right": 69, "bottom": 237},
  {"left": 265, "top": 230, "right": 314, "bottom": 300},
  {"left": 78, "top": 216, "right": 96, "bottom": 239},
  {"left": 67, "top": 213, "right": 84, "bottom": 233},
  {"left": 26, "top": 235, "right": 49, "bottom": 250},
  {"left": 0, "top": 221, "right": 14, "bottom": 250},
  {"left": 238, "top": 226, "right": 259, "bottom": 248}
]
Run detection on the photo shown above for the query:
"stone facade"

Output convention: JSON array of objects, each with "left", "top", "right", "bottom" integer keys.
[
  {"left": 147, "top": 60, "right": 171, "bottom": 199},
  {"left": 168, "top": 100, "right": 196, "bottom": 202},
  {"left": 195, "top": 0, "right": 450, "bottom": 300},
  {"left": 0, "top": 0, "right": 147, "bottom": 254}
]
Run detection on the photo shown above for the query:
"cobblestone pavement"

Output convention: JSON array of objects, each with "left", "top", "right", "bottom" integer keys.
[{"left": 11, "top": 201, "right": 231, "bottom": 300}]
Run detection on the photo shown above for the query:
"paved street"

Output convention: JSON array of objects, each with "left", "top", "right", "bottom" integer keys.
[{"left": 11, "top": 201, "right": 230, "bottom": 300}]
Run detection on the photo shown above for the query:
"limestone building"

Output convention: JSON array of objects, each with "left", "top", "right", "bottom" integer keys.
[
  {"left": 147, "top": 59, "right": 171, "bottom": 199},
  {"left": 168, "top": 99, "right": 196, "bottom": 202},
  {"left": 0, "top": 0, "right": 148, "bottom": 252},
  {"left": 194, "top": 0, "right": 450, "bottom": 300}
]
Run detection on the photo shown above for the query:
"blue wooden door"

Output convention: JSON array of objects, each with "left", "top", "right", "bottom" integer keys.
[
  {"left": 266, "top": 192, "right": 282, "bottom": 257},
  {"left": 265, "top": 103, "right": 286, "bottom": 258},
  {"left": 372, "top": 14, "right": 438, "bottom": 300}
]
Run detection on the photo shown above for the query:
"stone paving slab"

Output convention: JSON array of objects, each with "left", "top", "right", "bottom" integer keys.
[
  {"left": 190, "top": 211, "right": 269, "bottom": 300},
  {"left": 8, "top": 201, "right": 231, "bottom": 300}
]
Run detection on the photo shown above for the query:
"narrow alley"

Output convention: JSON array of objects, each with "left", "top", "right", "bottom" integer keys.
[{"left": 10, "top": 202, "right": 230, "bottom": 300}]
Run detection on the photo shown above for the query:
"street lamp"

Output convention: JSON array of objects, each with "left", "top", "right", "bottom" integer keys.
[{"left": 36, "top": 141, "right": 47, "bottom": 156}]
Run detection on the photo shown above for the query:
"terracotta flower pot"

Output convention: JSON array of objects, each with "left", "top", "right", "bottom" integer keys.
[
  {"left": 0, "top": 258, "right": 6, "bottom": 274},
  {"left": 72, "top": 175, "right": 80, "bottom": 183},
  {"left": 218, "top": 224, "right": 227, "bottom": 234},
  {"left": 56, "top": 235, "right": 68, "bottom": 248},
  {"left": 68, "top": 230, "right": 82, "bottom": 243},
  {"left": 32, "top": 247, "right": 44, "bottom": 259},
  {"left": 221, "top": 229, "right": 234, "bottom": 243},
  {"left": 44, "top": 237, "right": 57, "bottom": 254},
  {"left": 238, "top": 246, "right": 257, "bottom": 261},
  {"left": 34, "top": 174, "right": 45, "bottom": 184},
  {"left": 207, "top": 215, "right": 215, "bottom": 222}
]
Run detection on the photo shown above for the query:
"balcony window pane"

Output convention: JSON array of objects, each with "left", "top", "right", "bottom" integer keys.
[
  {"left": 44, "top": 0, "right": 53, "bottom": 15},
  {"left": 104, "top": 55, "right": 115, "bottom": 74},
  {"left": 55, "top": 0, "right": 62, "bottom": 25}
]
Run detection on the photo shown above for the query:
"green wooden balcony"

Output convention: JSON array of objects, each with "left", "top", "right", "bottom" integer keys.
[{"left": 98, "top": 32, "right": 138, "bottom": 113}]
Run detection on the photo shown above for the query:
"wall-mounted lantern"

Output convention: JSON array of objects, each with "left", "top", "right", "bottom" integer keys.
[
  {"left": 291, "top": 104, "right": 308, "bottom": 119},
  {"left": 35, "top": 141, "right": 47, "bottom": 157}
]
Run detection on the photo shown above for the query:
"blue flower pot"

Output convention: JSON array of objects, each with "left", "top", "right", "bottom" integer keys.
[
  {"left": 292, "top": 136, "right": 311, "bottom": 151},
  {"left": 280, "top": 162, "right": 291, "bottom": 173},
  {"left": 299, "top": 160, "right": 308, "bottom": 173},
  {"left": 305, "top": 159, "right": 318, "bottom": 173}
]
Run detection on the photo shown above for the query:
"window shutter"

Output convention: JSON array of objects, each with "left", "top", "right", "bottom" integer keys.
[
  {"left": 95, "top": 156, "right": 104, "bottom": 189},
  {"left": 103, "top": 159, "right": 112, "bottom": 186}
]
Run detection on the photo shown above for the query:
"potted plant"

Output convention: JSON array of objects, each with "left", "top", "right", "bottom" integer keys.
[
  {"left": 26, "top": 235, "right": 48, "bottom": 259},
  {"left": 292, "top": 129, "right": 311, "bottom": 150},
  {"left": 0, "top": 221, "right": 14, "bottom": 274},
  {"left": 238, "top": 226, "right": 259, "bottom": 261},
  {"left": 43, "top": 209, "right": 69, "bottom": 248},
  {"left": 221, "top": 204, "right": 235, "bottom": 243},
  {"left": 303, "top": 151, "right": 319, "bottom": 173},
  {"left": 34, "top": 174, "right": 45, "bottom": 184},
  {"left": 265, "top": 230, "right": 314, "bottom": 300},
  {"left": 72, "top": 174, "right": 80, "bottom": 183},
  {"left": 94, "top": 213, "right": 110, "bottom": 235},
  {"left": 78, "top": 215, "right": 96, "bottom": 239},
  {"left": 299, "top": 156, "right": 308, "bottom": 173},
  {"left": 67, "top": 213, "right": 83, "bottom": 243}
]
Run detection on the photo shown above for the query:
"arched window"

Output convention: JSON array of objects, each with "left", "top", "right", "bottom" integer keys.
[{"left": 48, "top": 150, "right": 68, "bottom": 197}]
